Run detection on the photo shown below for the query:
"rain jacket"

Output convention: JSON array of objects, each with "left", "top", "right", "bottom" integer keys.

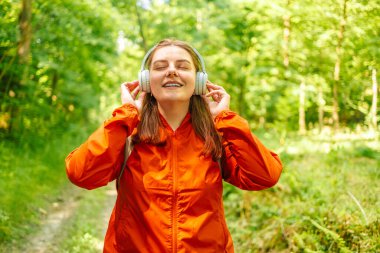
[{"left": 65, "top": 104, "right": 283, "bottom": 253}]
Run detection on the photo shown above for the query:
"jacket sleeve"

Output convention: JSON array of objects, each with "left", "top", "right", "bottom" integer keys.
[
  {"left": 65, "top": 104, "right": 139, "bottom": 190},
  {"left": 214, "top": 110, "right": 283, "bottom": 191}
]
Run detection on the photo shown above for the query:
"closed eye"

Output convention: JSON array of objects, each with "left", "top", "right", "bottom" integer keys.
[
  {"left": 153, "top": 65, "right": 168, "bottom": 70},
  {"left": 177, "top": 64, "right": 191, "bottom": 70}
]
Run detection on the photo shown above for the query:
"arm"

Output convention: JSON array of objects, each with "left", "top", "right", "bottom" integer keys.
[
  {"left": 65, "top": 104, "right": 139, "bottom": 190},
  {"left": 215, "top": 110, "right": 283, "bottom": 191},
  {"left": 205, "top": 81, "right": 282, "bottom": 190}
]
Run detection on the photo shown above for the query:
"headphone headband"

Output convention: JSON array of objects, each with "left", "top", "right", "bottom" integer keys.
[{"left": 140, "top": 44, "right": 206, "bottom": 73}]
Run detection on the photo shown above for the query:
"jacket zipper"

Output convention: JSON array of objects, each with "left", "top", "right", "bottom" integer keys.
[{"left": 172, "top": 131, "right": 178, "bottom": 252}]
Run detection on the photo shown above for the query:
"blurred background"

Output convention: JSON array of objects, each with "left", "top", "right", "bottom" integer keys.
[{"left": 0, "top": 0, "right": 379, "bottom": 252}]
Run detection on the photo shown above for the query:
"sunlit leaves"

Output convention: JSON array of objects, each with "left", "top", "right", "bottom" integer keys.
[{"left": 0, "top": 0, "right": 379, "bottom": 138}]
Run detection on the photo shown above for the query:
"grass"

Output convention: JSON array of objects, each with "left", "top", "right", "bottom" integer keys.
[
  {"left": 0, "top": 128, "right": 379, "bottom": 252},
  {"left": 0, "top": 142, "right": 63, "bottom": 245},
  {"left": 50, "top": 186, "right": 115, "bottom": 253},
  {"left": 223, "top": 131, "right": 380, "bottom": 252},
  {"left": 0, "top": 124, "right": 91, "bottom": 249}
]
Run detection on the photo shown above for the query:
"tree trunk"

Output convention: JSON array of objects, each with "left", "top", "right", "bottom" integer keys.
[
  {"left": 50, "top": 70, "right": 59, "bottom": 105},
  {"left": 135, "top": 3, "right": 148, "bottom": 52},
  {"left": 238, "top": 56, "right": 249, "bottom": 116},
  {"left": 18, "top": 0, "right": 32, "bottom": 64},
  {"left": 299, "top": 81, "right": 306, "bottom": 134},
  {"left": 318, "top": 86, "right": 324, "bottom": 133},
  {"left": 283, "top": 1, "right": 291, "bottom": 69},
  {"left": 18, "top": 0, "right": 32, "bottom": 86},
  {"left": 238, "top": 77, "right": 245, "bottom": 116},
  {"left": 332, "top": 0, "right": 348, "bottom": 130},
  {"left": 369, "top": 68, "right": 378, "bottom": 132},
  {"left": 9, "top": 0, "right": 32, "bottom": 135}
]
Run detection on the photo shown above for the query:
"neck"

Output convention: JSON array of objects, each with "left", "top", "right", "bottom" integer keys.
[{"left": 158, "top": 101, "right": 190, "bottom": 131}]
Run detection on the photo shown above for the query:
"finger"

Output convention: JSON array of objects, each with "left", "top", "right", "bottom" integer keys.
[
  {"left": 121, "top": 83, "right": 129, "bottom": 93},
  {"left": 206, "top": 81, "right": 217, "bottom": 91},
  {"left": 206, "top": 82, "right": 224, "bottom": 90},
  {"left": 207, "top": 86, "right": 225, "bottom": 95},
  {"left": 205, "top": 92, "right": 222, "bottom": 103},
  {"left": 131, "top": 85, "right": 140, "bottom": 99},
  {"left": 120, "top": 83, "right": 134, "bottom": 105},
  {"left": 206, "top": 83, "right": 217, "bottom": 91},
  {"left": 125, "top": 80, "right": 139, "bottom": 91},
  {"left": 205, "top": 90, "right": 225, "bottom": 98}
]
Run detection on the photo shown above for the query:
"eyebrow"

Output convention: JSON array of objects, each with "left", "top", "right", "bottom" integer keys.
[
  {"left": 176, "top": 59, "right": 192, "bottom": 64},
  {"left": 152, "top": 59, "right": 192, "bottom": 65}
]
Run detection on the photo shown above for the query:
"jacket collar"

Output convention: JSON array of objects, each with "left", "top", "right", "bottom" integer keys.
[{"left": 159, "top": 112, "right": 192, "bottom": 134}]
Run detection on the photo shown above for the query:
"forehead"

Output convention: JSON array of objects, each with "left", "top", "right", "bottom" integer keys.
[{"left": 151, "top": 45, "right": 194, "bottom": 63}]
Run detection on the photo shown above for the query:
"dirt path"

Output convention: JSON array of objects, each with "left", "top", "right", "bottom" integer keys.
[
  {"left": 18, "top": 184, "right": 117, "bottom": 253},
  {"left": 26, "top": 186, "right": 83, "bottom": 253}
]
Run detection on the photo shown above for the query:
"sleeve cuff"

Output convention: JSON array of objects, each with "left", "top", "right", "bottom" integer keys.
[
  {"left": 112, "top": 103, "right": 138, "bottom": 117},
  {"left": 214, "top": 109, "right": 236, "bottom": 123}
]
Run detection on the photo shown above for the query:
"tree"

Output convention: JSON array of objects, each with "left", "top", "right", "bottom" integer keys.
[
  {"left": 332, "top": 0, "right": 348, "bottom": 130},
  {"left": 369, "top": 68, "right": 378, "bottom": 133}
]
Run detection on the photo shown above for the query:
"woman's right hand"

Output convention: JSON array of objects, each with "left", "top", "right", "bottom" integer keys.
[{"left": 120, "top": 80, "right": 146, "bottom": 113}]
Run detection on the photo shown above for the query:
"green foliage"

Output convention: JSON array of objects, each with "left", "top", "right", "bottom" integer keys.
[
  {"left": 0, "top": 128, "right": 89, "bottom": 245},
  {"left": 1, "top": 0, "right": 380, "bottom": 137},
  {"left": 0, "top": 0, "right": 379, "bottom": 251},
  {"left": 223, "top": 134, "right": 380, "bottom": 252},
  {"left": 1, "top": 0, "right": 130, "bottom": 142}
]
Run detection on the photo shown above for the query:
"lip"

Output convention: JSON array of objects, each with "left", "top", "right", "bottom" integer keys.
[{"left": 162, "top": 81, "right": 184, "bottom": 87}]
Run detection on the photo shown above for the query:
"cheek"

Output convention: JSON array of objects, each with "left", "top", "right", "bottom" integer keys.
[
  {"left": 149, "top": 71, "right": 161, "bottom": 82},
  {"left": 184, "top": 72, "right": 196, "bottom": 84},
  {"left": 149, "top": 73, "right": 162, "bottom": 89},
  {"left": 150, "top": 83, "right": 161, "bottom": 97}
]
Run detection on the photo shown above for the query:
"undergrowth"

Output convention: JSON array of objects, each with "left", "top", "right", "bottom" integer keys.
[
  {"left": 1, "top": 128, "right": 379, "bottom": 252},
  {"left": 52, "top": 186, "right": 113, "bottom": 253},
  {"left": 0, "top": 124, "right": 92, "bottom": 248},
  {"left": 223, "top": 132, "right": 380, "bottom": 252}
]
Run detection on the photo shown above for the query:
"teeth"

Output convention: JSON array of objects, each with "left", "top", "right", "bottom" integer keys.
[{"left": 164, "top": 83, "right": 182, "bottom": 87}]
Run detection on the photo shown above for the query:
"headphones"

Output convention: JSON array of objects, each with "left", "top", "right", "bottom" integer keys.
[{"left": 138, "top": 44, "right": 208, "bottom": 95}]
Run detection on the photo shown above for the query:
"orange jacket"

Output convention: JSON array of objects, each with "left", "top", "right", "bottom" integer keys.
[{"left": 65, "top": 104, "right": 282, "bottom": 253}]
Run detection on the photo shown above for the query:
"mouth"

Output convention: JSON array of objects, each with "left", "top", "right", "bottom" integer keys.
[{"left": 162, "top": 82, "right": 184, "bottom": 88}]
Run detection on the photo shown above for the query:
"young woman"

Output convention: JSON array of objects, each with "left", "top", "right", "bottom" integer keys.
[{"left": 65, "top": 39, "right": 283, "bottom": 252}]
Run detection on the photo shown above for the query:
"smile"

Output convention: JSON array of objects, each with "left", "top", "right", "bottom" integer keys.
[{"left": 162, "top": 83, "right": 183, "bottom": 88}]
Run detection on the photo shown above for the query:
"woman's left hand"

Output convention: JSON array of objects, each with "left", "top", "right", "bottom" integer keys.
[{"left": 204, "top": 81, "right": 230, "bottom": 119}]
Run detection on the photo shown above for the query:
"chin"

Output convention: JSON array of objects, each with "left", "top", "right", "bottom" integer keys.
[{"left": 156, "top": 95, "right": 191, "bottom": 103}]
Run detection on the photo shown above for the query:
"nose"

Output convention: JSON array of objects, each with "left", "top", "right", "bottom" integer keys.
[{"left": 166, "top": 65, "right": 178, "bottom": 77}]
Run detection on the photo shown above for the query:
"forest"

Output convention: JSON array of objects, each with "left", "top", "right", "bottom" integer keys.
[{"left": 0, "top": 0, "right": 379, "bottom": 252}]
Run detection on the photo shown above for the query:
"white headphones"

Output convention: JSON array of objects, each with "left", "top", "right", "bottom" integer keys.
[{"left": 138, "top": 44, "right": 208, "bottom": 95}]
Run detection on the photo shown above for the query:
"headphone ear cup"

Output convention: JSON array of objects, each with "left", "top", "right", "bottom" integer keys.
[
  {"left": 138, "top": 70, "right": 151, "bottom": 93},
  {"left": 195, "top": 72, "right": 208, "bottom": 95}
]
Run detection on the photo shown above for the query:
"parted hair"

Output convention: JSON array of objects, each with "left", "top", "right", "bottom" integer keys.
[{"left": 133, "top": 39, "right": 222, "bottom": 160}]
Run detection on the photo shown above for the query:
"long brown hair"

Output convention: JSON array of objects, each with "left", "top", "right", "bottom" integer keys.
[{"left": 134, "top": 39, "right": 222, "bottom": 160}]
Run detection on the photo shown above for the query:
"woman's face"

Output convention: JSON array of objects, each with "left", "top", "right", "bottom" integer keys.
[{"left": 149, "top": 45, "right": 196, "bottom": 104}]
